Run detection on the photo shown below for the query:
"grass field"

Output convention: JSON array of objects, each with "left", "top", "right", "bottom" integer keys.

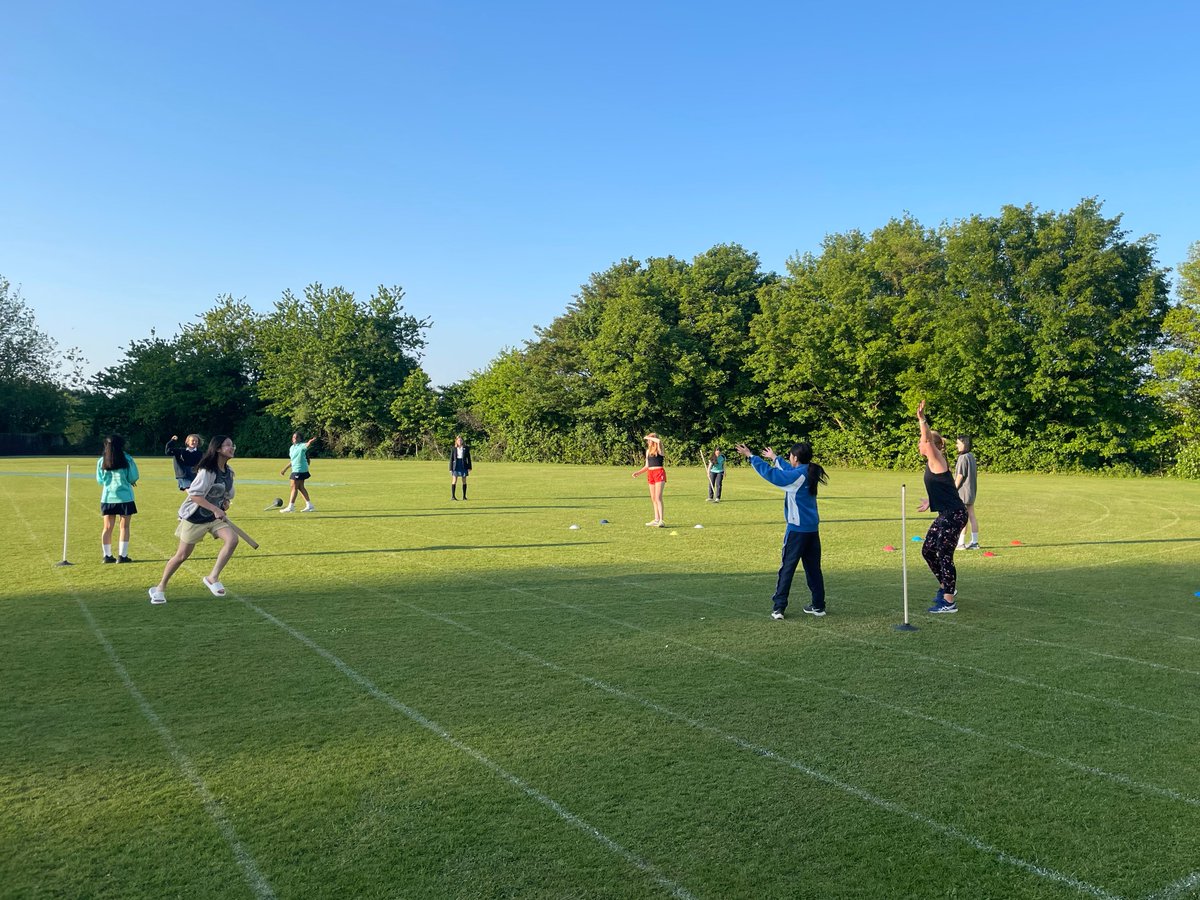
[{"left": 1, "top": 455, "right": 1198, "bottom": 900}]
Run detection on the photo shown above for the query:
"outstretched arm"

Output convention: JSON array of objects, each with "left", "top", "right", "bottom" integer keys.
[{"left": 917, "top": 399, "right": 933, "bottom": 443}]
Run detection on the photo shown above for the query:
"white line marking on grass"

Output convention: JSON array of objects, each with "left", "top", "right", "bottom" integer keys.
[
  {"left": 356, "top": 578, "right": 1122, "bottom": 899},
  {"left": 937, "top": 619, "right": 1200, "bottom": 678},
  {"left": 225, "top": 592, "right": 697, "bottom": 900},
  {"left": 6, "top": 499, "right": 277, "bottom": 900},
  {"left": 1146, "top": 871, "right": 1200, "bottom": 900},
  {"left": 495, "top": 575, "right": 1200, "bottom": 809},
  {"left": 539, "top": 562, "right": 1200, "bottom": 728}
]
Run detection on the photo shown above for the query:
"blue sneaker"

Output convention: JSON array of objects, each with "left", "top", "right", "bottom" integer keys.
[{"left": 929, "top": 600, "right": 958, "bottom": 614}]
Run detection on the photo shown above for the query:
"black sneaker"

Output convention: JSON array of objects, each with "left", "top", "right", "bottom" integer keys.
[
  {"left": 117, "top": 556, "right": 133, "bottom": 564},
  {"left": 802, "top": 605, "right": 826, "bottom": 617},
  {"left": 102, "top": 556, "right": 117, "bottom": 564}
]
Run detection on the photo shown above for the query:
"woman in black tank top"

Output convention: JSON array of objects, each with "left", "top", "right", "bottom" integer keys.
[
  {"left": 916, "top": 400, "right": 969, "bottom": 613},
  {"left": 632, "top": 433, "right": 667, "bottom": 526}
]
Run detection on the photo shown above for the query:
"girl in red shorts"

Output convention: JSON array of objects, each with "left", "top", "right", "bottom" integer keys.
[{"left": 632, "top": 432, "right": 666, "bottom": 527}]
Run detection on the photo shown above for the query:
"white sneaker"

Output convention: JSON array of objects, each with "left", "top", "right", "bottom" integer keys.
[
  {"left": 280, "top": 505, "right": 294, "bottom": 514},
  {"left": 646, "top": 520, "right": 659, "bottom": 526},
  {"left": 771, "top": 610, "right": 785, "bottom": 620},
  {"left": 301, "top": 504, "right": 316, "bottom": 512}
]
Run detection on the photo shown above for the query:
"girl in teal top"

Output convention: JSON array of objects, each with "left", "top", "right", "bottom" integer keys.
[
  {"left": 96, "top": 434, "right": 139, "bottom": 563},
  {"left": 707, "top": 448, "right": 726, "bottom": 501}
]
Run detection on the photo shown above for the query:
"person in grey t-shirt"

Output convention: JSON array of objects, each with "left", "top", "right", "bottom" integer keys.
[{"left": 954, "top": 435, "right": 979, "bottom": 549}]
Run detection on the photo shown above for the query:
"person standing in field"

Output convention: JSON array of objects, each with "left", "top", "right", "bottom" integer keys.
[
  {"left": 632, "top": 433, "right": 667, "bottom": 526},
  {"left": 149, "top": 435, "right": 239, "bottom": 604},
  {"left": 706, "top": 448, "right": 726, "bottom": 502},
  {"left": 450, "top": 435, "right": 473, "bottom": 500},
  {"left": 955, "top": 435, "right": 980, "bottom": 549},
  {"left": 735, "top": 441, "right": 828, "bottom": 619},
  {"left": 916, "top": 400, "right": 969, "bottom": 613},
  {"left": 280, "top": 433, "right": 317, "bottom": 513},
  {"left": 165, "top": 433, "right": 203, "bottom": 491},
  {"left": 97, "top": 434, "right": 139, "bottom": 564}
]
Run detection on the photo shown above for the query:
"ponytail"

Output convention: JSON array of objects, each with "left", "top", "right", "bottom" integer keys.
[{"left": 790, "top": 442, "right": 829, "bottom": 496}]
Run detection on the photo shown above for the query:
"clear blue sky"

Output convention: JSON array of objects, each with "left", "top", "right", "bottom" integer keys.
[{"left": 3, "top": 1, "right": 1197, "bottom": 389}]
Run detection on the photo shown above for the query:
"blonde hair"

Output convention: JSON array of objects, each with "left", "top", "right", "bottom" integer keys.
[{"left": 644, "top": 433, "right": 663, "bottom": 452}]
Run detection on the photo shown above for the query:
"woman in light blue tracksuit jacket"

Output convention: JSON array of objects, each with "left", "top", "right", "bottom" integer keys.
[{"left": 735, "top": 441, "right": 828, "bottom": 619}]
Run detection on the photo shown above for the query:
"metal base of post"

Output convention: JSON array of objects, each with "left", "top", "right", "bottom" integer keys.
[
  {"left": 54, "top": 560, "right": 74, "bottom": 567},
  {"left": 893, "top": 622, "right": 918, "bottom": 632}
]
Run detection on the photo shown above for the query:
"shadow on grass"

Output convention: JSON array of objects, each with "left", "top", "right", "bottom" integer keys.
[
  {"left": 248, "top": 542, "right": 607, "bottom": 559},
  {"left": 1005, "top": 537, "right": 1200, "bottom": 548},
  {"left": 301, "top": 505, "right": 602, "bottom": 520}
]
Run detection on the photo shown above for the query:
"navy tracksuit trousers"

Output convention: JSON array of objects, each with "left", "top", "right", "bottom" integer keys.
[{"left": 772, "top": 530, "right": 825, "bottom": 612}]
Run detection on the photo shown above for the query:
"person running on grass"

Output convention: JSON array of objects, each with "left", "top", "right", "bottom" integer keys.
[
  {"left": 165, "top": 433, "right": 203, "bottom": 491},
  {"left": 916, "top": 400, "right": 969, "bottom": 613},
  {"left": 955, "top": 434, "right": 980, "bottom": 549},
  {"left": 632, "top": 433, "right": 667, "bottom": 526},
  {"left": 149, "top": 435, "right": 238, "bottom": 605},
  {"left": 97, "top": 434, "right": 139, "bottom": 564},
  {"left": 735, "top": 441, "right": 828, "bottom": 619},
  {"left": 280, "top": 433, "right": 317, "bottom": 512},
  {"left": 450, "top": 435, "right": 473, "bottom": 500}
]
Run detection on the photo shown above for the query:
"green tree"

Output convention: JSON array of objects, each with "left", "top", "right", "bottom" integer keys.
[
  {"left": 0, "top": 276, "right": 84, "bottom": 433},
  {"left": 389, "top": 369, "right": 445, "bottom": 456},
  {"left": 1149, "top": 241, "right": 1200, "bottom": 475},
  {"left": 256, "top": 284, "right": 430, "bottom": 455}
]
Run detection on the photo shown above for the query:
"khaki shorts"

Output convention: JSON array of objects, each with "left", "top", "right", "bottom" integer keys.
[{"left": 175, "top": 517, "right": 234, "bottom": 545}]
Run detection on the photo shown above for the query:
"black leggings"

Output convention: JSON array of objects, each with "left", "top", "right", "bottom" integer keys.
[{"left": 922, "top": 508, "right": 969, "bottom": 596}]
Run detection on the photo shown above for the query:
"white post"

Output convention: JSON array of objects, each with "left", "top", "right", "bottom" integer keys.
[
  {"left": 895, "top": 483, "right": 915, "bottom": 630},
  {"left": 55, "top": 464, "right": 73, "bottom": 566},
  {"left": 901, "top": 483, "right": 908, "bottom": 620}
]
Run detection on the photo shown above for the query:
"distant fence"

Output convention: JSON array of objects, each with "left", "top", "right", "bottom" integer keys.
[{"left": 0, "top": 433, "right": 66, "bottom": 455}]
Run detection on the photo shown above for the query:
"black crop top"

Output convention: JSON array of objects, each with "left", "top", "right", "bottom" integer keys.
[
  {"left": 924, "top": 465, "right": 965, "bottom": 513},
  {"left": 646, "top": 453, "right": 664, "bottom": 467}
]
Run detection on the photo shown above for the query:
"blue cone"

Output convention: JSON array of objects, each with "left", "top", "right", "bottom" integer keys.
[{"left": 911, "top": 535, "right": 922, "bottom": 542}]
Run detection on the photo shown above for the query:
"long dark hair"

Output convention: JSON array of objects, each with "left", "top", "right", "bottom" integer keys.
[
  {"left": 790, "top": 442, "right": 828, "bottom": 496},
  {"left": 196, "top": 434, "right": 232, "bottom": 472},
  {"left": 709, "top": 448, "right": 723, "bottom": 465},
  {"left": 102, "top": 435, "right": 128, "bottom": 471}
]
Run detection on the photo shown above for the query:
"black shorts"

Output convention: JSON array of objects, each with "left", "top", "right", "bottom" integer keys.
[
  {"left": 101, "top": 501, "right": 138, "bottom": 516},
  {"left": 290, "top": 472, "right": 311, "bottom": 482}
]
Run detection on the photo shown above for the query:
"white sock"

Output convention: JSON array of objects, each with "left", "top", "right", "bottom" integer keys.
[
  {"left": 971, "top": 532, "right": 978, "bottom": 543},
  {"left": 119, "top": 541, "right": 129, "bottom": 557},
  {"left": 102, "top": 543, "right": 112, "bottom": 557}
]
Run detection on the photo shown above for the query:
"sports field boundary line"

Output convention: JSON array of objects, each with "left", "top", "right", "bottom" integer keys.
[
  {"left": 223, "top": 591, "right": 697, "bottom": 900},
  {"left": 6, "top": 493, "right": 277, "bottom": 900},
  {"left": 350, "top": 564, "right": 1123, "bottom": 898},
  {"left": 1145, "top": 870, "right": 1200, "bottom": 900},
  {"left": 935, "top": 618, "right": 1200, "bottom": 677},
  {"left": 539, "top": 551, "right": 1200, "bottom": 728},
  {"left": 304, "top": 551, "right": 1200, "bottom": 816},
  {"left": 65, "top": 507, "right": 699, "bottom": 900}
]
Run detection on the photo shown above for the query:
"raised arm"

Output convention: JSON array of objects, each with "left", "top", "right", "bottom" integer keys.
[{"left": 917, "top": 399, "right": 933, "bottom": 444}]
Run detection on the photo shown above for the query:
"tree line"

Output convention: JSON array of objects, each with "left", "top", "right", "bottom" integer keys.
[{"left": 3, "top": 198, "right": 1198, "bottom": 475}]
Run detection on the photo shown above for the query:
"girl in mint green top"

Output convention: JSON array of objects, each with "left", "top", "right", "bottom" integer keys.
[
  {"left": 97, "top": 434, "right": 139, "bottom": 563},
  {"left": 707, "top": 449, "right": 726, "bottom": 501}
]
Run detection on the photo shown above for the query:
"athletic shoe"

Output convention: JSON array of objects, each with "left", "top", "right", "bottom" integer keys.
[
  {"left": 280, "top": 505, "right": 294, "bottom": 513},
  {"left": 117, "top": 556, "right": 133, "bottom": 564},
  {"left": 102, "top": 555, "right": 116, "bottom": 564},
  {"left": 771, "top": 610, "right": 785, "bottom": 620},
  {"left": 646, "top": 520, "right": 661, "bottom": 527},
  {"left": 929, "top": 601, "right": 958, "bottom": 614},
  {"left": 965, "top": 542, "right": 980, "bottom": 550},
  {"left": 301, "top": 504, "right": 316, "bottom": 512},
  {"left": 148, "top": 587, "right": 166, "bottom": 605},
  {"left": 802, "top": 605, "right": 826, "bottom": 617}
]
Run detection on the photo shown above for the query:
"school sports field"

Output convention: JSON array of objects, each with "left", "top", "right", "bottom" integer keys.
[{"left": 2, "top": 456, "right": 1198, "bottom": 900}]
